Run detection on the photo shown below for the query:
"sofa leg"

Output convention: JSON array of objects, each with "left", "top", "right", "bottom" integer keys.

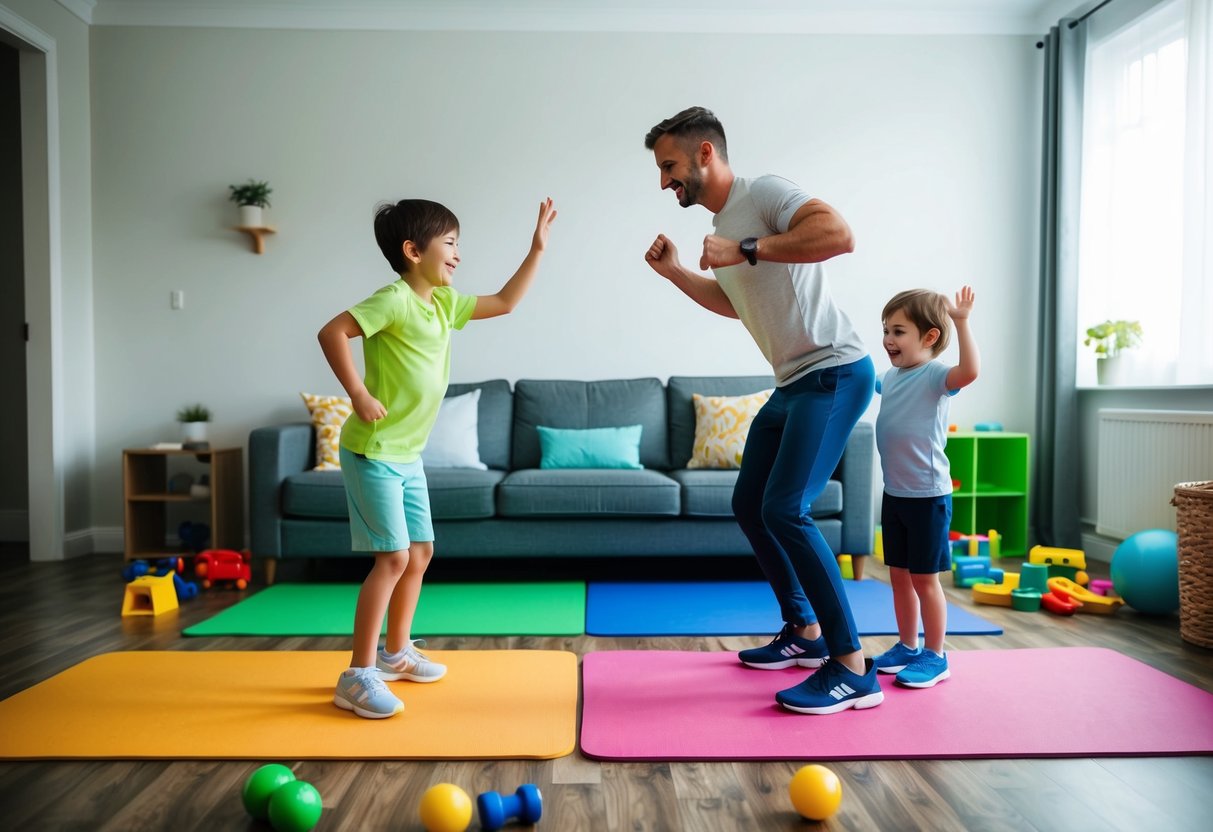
[
  {"left": 852, "top": 554, "right": 867, "bottom": 581},
  {"left": 264, "top": 559, "right": 277, "bottom": 586}
]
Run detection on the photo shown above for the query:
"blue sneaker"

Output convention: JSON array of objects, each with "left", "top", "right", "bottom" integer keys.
[
  {"left": 895, "top": 650, "right": 950, "bottom": 688},
  {"left": 776, "top": 658, "right": 884, "bottom": 714},
  {"left": 739, "top": 623, "right": 829, "bottom": 670},
  {"left": 334, "top": 667, "right": 404, "bottom": 719},
  {"left": 872, "top": 642, "right": 922, "bottom": 674},
  {"left": 377, "top": 640, "right": 447, "bottom": 683}
]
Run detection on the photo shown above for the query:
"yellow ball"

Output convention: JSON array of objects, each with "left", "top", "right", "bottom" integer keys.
[
  {"left": 419, "top": 783, "right": 473, "bottom": 832},
  {"left": 789, "top": 764, "right": 843, "bottom": 821}
]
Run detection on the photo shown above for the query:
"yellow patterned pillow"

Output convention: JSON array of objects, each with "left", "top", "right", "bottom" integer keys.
[
  {"left": 687, "top": 390, "right": 773, "bottom": 469},
  {"left": 300, "top": 392, "right": 353, "bottom": 471}
]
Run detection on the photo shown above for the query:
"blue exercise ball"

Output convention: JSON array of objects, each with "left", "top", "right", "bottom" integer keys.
[{"left": 1111, "top": 529, "right": 1179, "bottom": 615}]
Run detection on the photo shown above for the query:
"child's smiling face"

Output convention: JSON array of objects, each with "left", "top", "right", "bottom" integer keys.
[
  {"left": 411, "top": 228, "right": 460, "bottom": 287},
  {"left": 883, "top": 308, "right": 938, "bottom": 369}
]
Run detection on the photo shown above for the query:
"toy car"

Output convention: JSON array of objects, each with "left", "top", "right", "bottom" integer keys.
[{"left": 194, "top": 549, "right": 252, "bottom": 590}]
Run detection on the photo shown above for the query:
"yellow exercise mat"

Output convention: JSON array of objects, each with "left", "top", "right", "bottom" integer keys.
[{"left": 0, "top": 650, "right": 577, "bottom": 760}]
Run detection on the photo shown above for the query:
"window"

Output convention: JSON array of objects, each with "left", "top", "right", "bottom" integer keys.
[{"left": 1076, "top": 0, "right": 1210, "bottom": 386}]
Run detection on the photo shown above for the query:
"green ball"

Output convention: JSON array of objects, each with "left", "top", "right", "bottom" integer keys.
[
  {"left": 268, "top": 780, "right": 324, "bottom": 832},
  {"left": 242, "top": 764, "right": 296, "bottom": 820}
]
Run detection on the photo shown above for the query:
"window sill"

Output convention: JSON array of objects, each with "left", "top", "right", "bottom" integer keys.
[{"left": 1076, "top": 384, "right": 1213, "bottom": 391}]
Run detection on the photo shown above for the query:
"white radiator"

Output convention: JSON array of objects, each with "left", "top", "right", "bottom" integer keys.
[{"left": 1097, "top": 409, "right": 1213, "bottom": 538}]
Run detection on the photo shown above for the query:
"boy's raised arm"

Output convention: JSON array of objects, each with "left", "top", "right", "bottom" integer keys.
[
  {"left": 472, "top": 198, "right": 557, "bottom": 320},
  {"left": 945, "top": 285, "right": 980, "bottom": 390}
]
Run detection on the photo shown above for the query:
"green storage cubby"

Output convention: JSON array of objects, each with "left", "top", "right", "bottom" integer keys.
[{"left": 945, "top": 432, "right": 1030, "bottom": 557}]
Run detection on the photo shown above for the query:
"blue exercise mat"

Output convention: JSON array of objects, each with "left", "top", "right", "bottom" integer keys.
[{"left": 585, "top": 580, "right": 1002, "bottom": 637}]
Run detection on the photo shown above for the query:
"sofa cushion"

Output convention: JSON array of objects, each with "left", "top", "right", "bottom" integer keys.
[
  {"left": 282, "top": 470, "right": 348, "bottom": 519},
  {"left": 498, "top": 469, "right": 680, "bottom": 517},
  {"left": 667, "top": 375, "right": 777, "bottom": 469},
  {"left": 667, "top": 470, "right": 843, "bottom": 518},
  {"left": 425, "top": 468, "right": 506, "bottom": 519},
  {"left": 446, "top": 380, "right": 512, "bottom": 470},
  {"left": 513, "top": 379, "right": 669, "bottom": 470},
  {"left": 282, "top": 468, "right": 505, "bottom": 522}
]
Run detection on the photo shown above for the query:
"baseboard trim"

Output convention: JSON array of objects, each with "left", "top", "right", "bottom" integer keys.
[{"left": 1081, "top": 526, "right": 1121, "bottom": 565}]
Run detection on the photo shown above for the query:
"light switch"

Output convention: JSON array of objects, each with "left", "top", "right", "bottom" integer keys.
[{"left": 171, "top": 290, "right": 184, "bottom": 310}]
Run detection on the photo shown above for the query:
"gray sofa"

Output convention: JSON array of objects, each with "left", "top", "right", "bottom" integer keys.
[{"left": 250, "top": 376, "right": 875, "bottom": 582}]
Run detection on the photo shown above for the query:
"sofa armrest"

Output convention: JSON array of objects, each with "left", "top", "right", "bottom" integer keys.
[
  {"left": 839, "top": 421, "right": 875, "bottom": 556},
  {"left": 249, "top": 423, "right": 314, "bottom": 558}
]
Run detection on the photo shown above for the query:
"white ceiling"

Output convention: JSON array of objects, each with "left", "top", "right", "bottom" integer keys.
[{"left": 55, "top": 0, "right": 1095, "bottom": 34}]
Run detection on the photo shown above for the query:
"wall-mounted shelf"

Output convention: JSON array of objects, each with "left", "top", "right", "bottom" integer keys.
[{"left": 233, "top": 225, "right": 276, "bottom": 254}]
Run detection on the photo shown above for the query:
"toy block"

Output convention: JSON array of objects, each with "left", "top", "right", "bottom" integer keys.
[
  {"left": 121, "top": 573, "right": 179, "bottom": 616},
  {"left": 989, "top": 568, "right": 1005, "bottom": 584},
  {"left": 972, "top": 571, "right": 1020, "bottom": 606},
  {"left": 1029, "top": 545, "right": 1087, "bottom": 570},
  {"left": 874, "top": 526, "right": 883, "bottom": 561},
  {"left": 1019, "top": 563, "right": 1051, "bottom": 594}
]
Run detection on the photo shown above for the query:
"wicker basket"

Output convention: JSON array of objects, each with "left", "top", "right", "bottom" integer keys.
[{"left": 1172, "top": 481, "right": 1213, "bottom": 649}]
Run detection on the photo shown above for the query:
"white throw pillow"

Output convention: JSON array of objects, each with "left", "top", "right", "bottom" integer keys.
[{"left": 421, "top": 389, "right": 488, "bottom": 469}]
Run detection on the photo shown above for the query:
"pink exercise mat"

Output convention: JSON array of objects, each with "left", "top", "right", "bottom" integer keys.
[{"left": 580, "top": 647, "right": 1213, "bottom": 760}]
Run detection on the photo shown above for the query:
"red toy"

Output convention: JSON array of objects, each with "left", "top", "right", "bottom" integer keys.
[{"left": 195, "top": 549, "right": 252, "bottom": 590}]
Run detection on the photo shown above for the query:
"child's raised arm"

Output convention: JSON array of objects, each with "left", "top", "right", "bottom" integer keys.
[
  {"left": 318, "top": 312, "right": 387, "bottom": 422},
  {"left": 945, "top": 285, "right": 980, "bottom": 390},
  {"left": 472, "top": 198, "right": 557, "bottom": 320}
]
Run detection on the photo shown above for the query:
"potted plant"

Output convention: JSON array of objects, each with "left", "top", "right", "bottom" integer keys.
[
  {"left": 228, "top": 179, "right": 272, "bottom": 228},
  {"left": 1084, "top": 319, "right": 1142, "bottom": 385},
  {"left": 177, "top": 403, "right": 212, "bottom": 445}
]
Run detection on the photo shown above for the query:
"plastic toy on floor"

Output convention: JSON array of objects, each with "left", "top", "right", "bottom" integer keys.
[
  {"left": 122, "top": 556, "right": 198, "bottom": 601},
  {"left": 195, "top": 549, "right": 253, "bottom": 590},
  {"left": 951, "top": 529, "right": 1002, "bottom": 560},
  {"left": 972, "top": 571, "right": 1020, "bottom": 606},
  {"left": 836, "top": 554, "right": 867, "bottom": 580},
  {"left": 121, "top": 572, "right": 178, "bottom": 616},
  {"left": 1029, "top": 545, "right": 1090, "bottom": 585},
  {"left": 1047, "top": 576, "right": 1125, "bottom": 615}
]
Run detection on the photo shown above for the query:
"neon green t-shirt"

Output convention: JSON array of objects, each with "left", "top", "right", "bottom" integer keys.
[{"left": 340, "top": 281, "right": 476, "bottom": 462}]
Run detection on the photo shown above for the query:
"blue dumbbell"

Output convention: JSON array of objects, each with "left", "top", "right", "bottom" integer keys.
[{"left": 477, "top": 784, "right": 542, "bottom": 830}]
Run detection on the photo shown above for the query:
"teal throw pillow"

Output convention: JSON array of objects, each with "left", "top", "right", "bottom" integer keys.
[{"left": 537, "top": 425, "right": 644, "bottom": 469}]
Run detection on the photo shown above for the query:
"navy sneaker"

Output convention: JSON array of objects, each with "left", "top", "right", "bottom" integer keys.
[
  {"left": 872, "top": 641, "right": 922, "bottom": 674},
  {"left": 895, "top": 650, "right": 950, "bottom": 688},
  {"left": 776, "top": 658, "right": 885, "bottom": 714},
  {"left": 739, "top": 623, "right": 830, "bottom": 670}
]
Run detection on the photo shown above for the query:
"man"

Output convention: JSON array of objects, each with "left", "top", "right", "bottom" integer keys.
[{"left": 644, "top": 106, "right": 882, "bottom": 715}]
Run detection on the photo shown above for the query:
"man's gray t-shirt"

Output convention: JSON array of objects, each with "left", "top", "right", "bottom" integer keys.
[{"left": 711, "top": 175, "right": 867, "bottom": 386}]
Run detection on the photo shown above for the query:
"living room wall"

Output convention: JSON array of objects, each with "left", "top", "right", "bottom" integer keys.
[{"left": 86, "top": 25, "right": 1039, "bottom": 534}]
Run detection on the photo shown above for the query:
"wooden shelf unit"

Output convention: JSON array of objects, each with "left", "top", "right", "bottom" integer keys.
[{"left": 122, "top": 447, "right": 244, "bottom": 560}]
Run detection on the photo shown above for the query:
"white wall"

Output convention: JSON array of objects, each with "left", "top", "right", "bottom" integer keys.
[{"left": 88, "top": 26, "right": 1039, "bottom": 529}]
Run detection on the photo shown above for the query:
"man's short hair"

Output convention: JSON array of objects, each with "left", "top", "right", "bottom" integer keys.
[
  {"left": 644, "top": 106, "right": 728, "bottom": 162},
  {"left": 373, "top": 199, "right": 460, "bottom": 274}
]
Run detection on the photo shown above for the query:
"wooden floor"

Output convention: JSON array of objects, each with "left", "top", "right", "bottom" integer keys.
[{"left": 1, "top": 545, "right": 1211, "bottom": 831}]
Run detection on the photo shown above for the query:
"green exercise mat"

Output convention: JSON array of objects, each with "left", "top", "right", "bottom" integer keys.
[{"left": 183, "top": 582, "right": 585, "bottom": 637}]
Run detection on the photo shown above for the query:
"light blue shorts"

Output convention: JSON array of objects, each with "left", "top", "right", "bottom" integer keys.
[{"left": 339, "top": 446, "right": 434, "bottom": 552}]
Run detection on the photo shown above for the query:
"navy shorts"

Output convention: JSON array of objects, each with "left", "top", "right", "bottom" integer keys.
[{"left": 881, "top": 493, "right": 953, "bottom": 574}]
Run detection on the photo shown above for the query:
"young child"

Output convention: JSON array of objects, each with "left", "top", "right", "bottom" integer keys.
[
  {"left": 872, "top": 286, "right": 979, "bottom": 689},
  {"left": 318, "top": 197, "right": 557, "bottom": 718}
]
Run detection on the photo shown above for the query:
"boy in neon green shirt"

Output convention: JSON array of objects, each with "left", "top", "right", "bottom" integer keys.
[{"left": 319, "top": 197, "right": 557, "bottom": 718}]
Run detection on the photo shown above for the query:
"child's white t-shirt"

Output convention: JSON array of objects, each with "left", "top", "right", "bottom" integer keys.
[{"left": 875, "top": 361, "right": 958, "bottom": 498}]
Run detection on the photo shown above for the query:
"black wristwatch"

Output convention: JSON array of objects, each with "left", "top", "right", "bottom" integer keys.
[{"left": 740, "top": 237, "right": 759, "bottom": 266}]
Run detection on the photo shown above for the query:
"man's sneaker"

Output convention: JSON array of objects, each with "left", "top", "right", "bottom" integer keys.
[
  {"left": 776, "top": 658, "right": 885, "bottom": 715},
  {"left": 895, "top": 650, "right": 950, "bottom": 688},
  {"left": 334, "top": 667, "right": 404, "bottom": 719},
  {"left": 872, "top": 642, "right": 922, "bottom": 674},
  {"left": 377, "top": 640, "right": 447, "bottom": 683},
  {"left": 739, "top": 623, "right": 830, "bottom": 670}
]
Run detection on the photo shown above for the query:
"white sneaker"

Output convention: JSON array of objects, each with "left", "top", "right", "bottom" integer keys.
[
  {"left": 334, "top": 667, "right": 404, "bottom": 719},
  {"left": 377, "top": 640, "right": 447, "bottom": 683}
]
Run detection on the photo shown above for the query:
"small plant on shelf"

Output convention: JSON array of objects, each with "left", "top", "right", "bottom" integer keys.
[
  {"left": 176, "top": 403, "right": 212, "bottom": 423},
  {"left": 228, "top": 179, "right": 272, "bottom": 210},
  {"left": 1083, "top": 319, "right": 1142, "bottom": 358}
]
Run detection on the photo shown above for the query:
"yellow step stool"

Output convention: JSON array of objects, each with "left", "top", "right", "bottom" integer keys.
[{"left": 121, "top": 573, "right": 179, "bottom": 616}]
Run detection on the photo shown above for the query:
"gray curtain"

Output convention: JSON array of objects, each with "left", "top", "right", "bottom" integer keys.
[{"left": 1032, "top": 20, "right": 1086, "bottom": 549}]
